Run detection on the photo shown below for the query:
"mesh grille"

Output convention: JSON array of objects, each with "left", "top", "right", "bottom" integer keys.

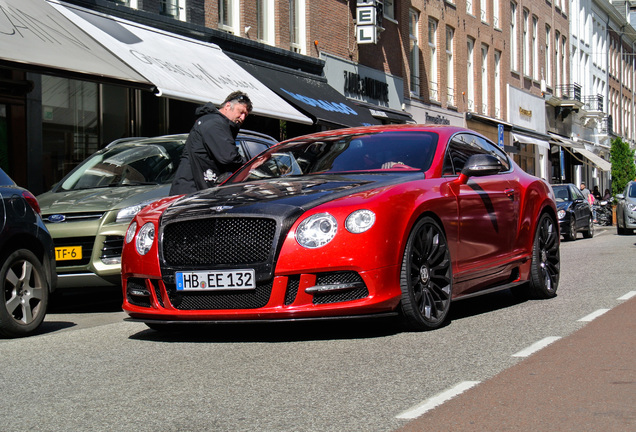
[
  {"left": 164, "top": 280, "right": 273, "bottom": 310},
  {"left": 285, "top": 276, "right": 300, "bottom": 305},
  {"left": 313, "top": 271, "right": 368, "bottom": 305},
  {"left": 126, "top": 278, "right": 151, "bottom": 308},
  {"left": 162, "top": 218, "right": 277, "bottom": 266}
]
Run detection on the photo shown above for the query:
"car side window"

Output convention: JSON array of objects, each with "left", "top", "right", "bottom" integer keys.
[
  {"left": 474, "top": 136, "right": 511, "bottom": 172},
  {"left": 571, "top": 186, "right": 584, "bottom": 201},
  {"left": 242, "top": 140, "right": 271, "bottom": 160},
  {"left": 442, "top": 134, "right": 485, "bottom": 176}
]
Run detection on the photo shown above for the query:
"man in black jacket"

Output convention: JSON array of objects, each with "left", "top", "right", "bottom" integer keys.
[{"left": 170, "top": 91, "right": 253, "bottom": 195}]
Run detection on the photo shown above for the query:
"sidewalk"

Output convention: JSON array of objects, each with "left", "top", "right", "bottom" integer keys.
[{"left": 398, "top": 296, "right": 636, "bottom": 431}]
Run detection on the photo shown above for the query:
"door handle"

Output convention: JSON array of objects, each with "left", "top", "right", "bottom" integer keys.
[{"left": 504, "top": 188, "right": 515, "bottom": 200}]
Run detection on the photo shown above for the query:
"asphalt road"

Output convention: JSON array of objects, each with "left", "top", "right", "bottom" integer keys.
[{"left": 0, "top": 225, "right": 633, "bottom": 431}]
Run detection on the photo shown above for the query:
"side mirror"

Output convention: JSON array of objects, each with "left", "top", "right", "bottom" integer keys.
[
  {"left": 461, "top": 154, "right": 503, "bottom": 178},
  {"left": 616, "top": 193, "right": 625, "bottom": 200}
]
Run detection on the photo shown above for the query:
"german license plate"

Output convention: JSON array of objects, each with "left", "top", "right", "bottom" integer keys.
[
  {"left": 176, "top": 269, "right": 256, "bottom": 291},
  {"left": 55, "top": 246, "right": 82, "bottom": 261}
]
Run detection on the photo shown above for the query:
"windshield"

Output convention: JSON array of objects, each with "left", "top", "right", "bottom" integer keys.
[
  {"left": 553, "top": 185, "right": 571, "bottom": 202},
  {"left": 58, "top": 139, "right": 185, "bottom": 191},
  {"left": 231, "top": 131, "right": 438, "bottom": 182}
]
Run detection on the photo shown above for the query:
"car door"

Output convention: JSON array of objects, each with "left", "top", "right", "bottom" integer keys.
[
  {"left": 443, "top": 133, "right": 517, "bottom": 285},
  {"left": 570, "top": 185, "right": 589, "bottom": 228}
]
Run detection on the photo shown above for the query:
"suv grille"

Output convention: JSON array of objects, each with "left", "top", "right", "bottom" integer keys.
[{"left": 162, "top": 218, "right": 277, "bottom": 266}]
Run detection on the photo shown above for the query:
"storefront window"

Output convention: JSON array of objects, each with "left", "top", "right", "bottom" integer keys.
[
  {"left": 42, "top": 76, "right": 98, "bottom": 189},
  {"left": 513, "top": 143, "right": 535, "bottom": 176}
]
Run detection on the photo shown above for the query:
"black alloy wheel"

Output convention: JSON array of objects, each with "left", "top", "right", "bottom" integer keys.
[
  {"left": 399, "top": 217, "right": 452, "bottom": 330},
  {"left": 0, "top": 249, "right": 49, "bottom": 338},
  {"left": 527, "top": 213, "right": 560, "bottom": 299}
]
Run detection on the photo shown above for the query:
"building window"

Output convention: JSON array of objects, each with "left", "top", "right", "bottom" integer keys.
[
  {"left": 480, "top": 0, "right": 487, "bottom": 22},
  {"left": 257, "top": 0, "right": 274, "bottom": 44},
  {"left": 495, "top": 50, "right": 501, "bottom": 118},
  {"left": 409, "top": 9, "right": 420, "bottom": 95},
  {"left": 467, "top": 0, "right": 473, "bottom": 15},
  {"left": 467, "top": 38, "right": 475, "bottom": 111},
  {"left": 111, "top": 0, "right": 139, "bottom": 7},
  {"left": 289, "top": 0, "right": 305, "bottom": 53},
  {"left": 218, "top": 0, "right": 234, "bottom": 32},
  {"left": 446, "top": 26, "right": 454, "bottom": 106},
  {"left": 532, "top": 16, "right": 538, "bottom": 80},
  {"left": 510, "top": 2, "right": 518, "bottom": 71},
  {"left": 160, "top": 0, "right": 185, "bottom": 20},
  {"left": 522, "top": 9, "right": 529, "bottom": 76},
  {"left": 384, "top": 0, "right": 395, "bottom": 20},
  {"left": 481, "top": 44, "right": 488, "bottom": 115},
  {"left": 545, "top": 25, "right": 552, "bottom": 86},
  {"left": 555, "top": 31, "right": 561, "bottom": 89},
  {"left": 493, "top": 0, "right": 499, "bottom": 28},
  {"left": 428, "top": 18, "right": 438, "bottom": 100}
]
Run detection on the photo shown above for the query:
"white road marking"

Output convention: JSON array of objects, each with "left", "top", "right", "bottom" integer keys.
[
  {"left": 511, "top": 336, "right": 561, "bottom": 358},
  {"left": 396, "top": 381, "right": 480, "bottom": 419},
  {"left": 618, "top": 291, "right": 636, "bottom": 301},
  {"left": 577, "top": 308, "right": 610, "bottom": 322}
]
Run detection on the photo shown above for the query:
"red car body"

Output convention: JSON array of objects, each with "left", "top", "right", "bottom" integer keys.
[{"left": 121, "top": 125, "right": 560, "bottom": 330}]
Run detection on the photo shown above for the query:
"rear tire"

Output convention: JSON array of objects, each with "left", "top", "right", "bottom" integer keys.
[
  {"left": 0, "top": 249, "right": 49, "bottom": 338},
  {"left": 399, "top": 217, "right": 452, "bottom": 331},
  {"left": 527, "top": 213, "right": 560, "bottom": 299}
]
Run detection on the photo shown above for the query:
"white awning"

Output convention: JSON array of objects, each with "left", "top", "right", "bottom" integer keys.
[
  {"left": 511, "top": 132, "right": 550, "bottom": 149},
  {"left": 47, "top": 0, "right": 312, "bottom": 124},
  {"left": 574, "top": 147, "right": 612, "bottom": 172},
  {"left": 0, "top": 0, "right": 151, "bottom": 87},
  {"left": 548, "top": 133, "right": 611, "bottom": 172}
]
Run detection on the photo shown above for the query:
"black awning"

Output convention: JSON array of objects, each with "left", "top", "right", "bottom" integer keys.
[
  {"left": 353, "top": 101, "right": 414, "bottom": 123},
  {"left": 236, "top": 60, "right": 380, "bottom": 128}
]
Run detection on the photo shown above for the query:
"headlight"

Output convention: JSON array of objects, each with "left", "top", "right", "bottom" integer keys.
[
  {"left": 116, "top": 199, "right": 156, "bottom": 223},
  {"left": 628, "top": 203, "right": 636, "bottom": 212},
  {"left": 135, "top": 222, "right": 155, "bottom": 255},
  {"left": 345, "top": 209, "right": 376, "bottom": 233},
  {"left": 125, "top": 221, "right": 137, "bottom": 244},
  {"left": 557, "top": 210, "right": 565, "bottom": 220},
  {"left": 295, "top": 213, "right": 337, "bottom": 248}
]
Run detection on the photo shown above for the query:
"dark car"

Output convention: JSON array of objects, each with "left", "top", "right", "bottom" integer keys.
[
  {"left": 38, "top": 131, "right": 277, "bottom": 289},
  {"left": 121, "top": 124, "right": 560, "bottom": 332},
  {"left": 552, "top": 183, "right": 594, "bottom": 241},
  {"left": 615, "top": 181, "right": 636, "bottom": 235},
  {"left": 0, "top": 168, "right": 56, "bottom": 337}
]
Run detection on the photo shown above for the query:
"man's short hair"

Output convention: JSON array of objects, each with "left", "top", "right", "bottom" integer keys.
[{"left": 223, "top": 91, "right": 253, "bottom": 113}]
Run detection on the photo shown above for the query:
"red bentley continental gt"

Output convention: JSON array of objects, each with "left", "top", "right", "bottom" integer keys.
[{"left": 121, "top": 125, "right": 560, "bottom": 331}]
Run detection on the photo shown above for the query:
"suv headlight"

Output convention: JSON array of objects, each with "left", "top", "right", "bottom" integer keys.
[
  {"left": 116, "top": 199, "right": 157, "bottom": 223},
  {"left": 295, "top": 213, "right": 337, "bottom": 248}
]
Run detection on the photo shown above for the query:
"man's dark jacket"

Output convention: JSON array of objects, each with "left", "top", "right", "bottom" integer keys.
[{"left": 170, "top": 103, "right": 245, "bottom": 195}]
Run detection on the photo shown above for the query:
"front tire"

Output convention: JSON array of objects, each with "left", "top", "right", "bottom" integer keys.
[
  {"left": 527, "top": 213, "right": 560, "bottom": 299},
  {"left": 564, "top": 218, "right": 577, "bottom": 241},
  {"left": 0, "top": 249, "right": 49, "bottom": 338},
  {"left": 399, "top": 217, "right": 452, "bottom": 330},
  {"left": 582, "top": 215, "right": 594, "bottom": 238}
]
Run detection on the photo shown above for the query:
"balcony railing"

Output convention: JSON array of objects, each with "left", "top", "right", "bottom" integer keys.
[
  {"left": 583, "top": 94, "right": 604, "bottom": 112},
  {"left": 555, "top": 83, "right": 582, "bottom": 102},
  {"left": 447, "top": 87, "right": 455, "bottom": 106},
  {"left": 429, "top": 81, "right": 438, "bottom": 101}
]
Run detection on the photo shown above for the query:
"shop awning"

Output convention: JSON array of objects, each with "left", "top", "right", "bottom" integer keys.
[
  {"left": 235, "top": 60, "right": 380, "bottom": 128},
  {"left": 353, "top": 101, "right": 414, "bottom": 124},
  {"left": 47, "top": 0, "right": 312, "bottom": 124},
  {"left": 0, "top": 0, "right": 152, "bottom": 88},
  {"left": 574, "top": 147, "right": 612, "bottom": 172},
  {"left": 512, "top": 132, "right": 550, "bottom": 149},
  {"left": 548, "top": 133, "right": 611, "bottom": 172}
]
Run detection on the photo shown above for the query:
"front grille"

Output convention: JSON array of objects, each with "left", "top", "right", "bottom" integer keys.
[
  {"left": 285, "top": 276, "right": 300, "bottom": 305},
  {"left": 101, "top": 235, "right": 124, "bottom": 260},
  {"left": 312, "top": 271, "right": 368, "bottom": 305},
  {"left": 162, "top": 218, "right": 277, "bottom": 266},
  {"left": 164, "top": 280, "right": 273, "bottom": 310},
  {"left": 53, "top": 236, "right": 94, "bottom": 267},
  {"left": 44, "top": 212, "right": 104, "bottom": 223}
]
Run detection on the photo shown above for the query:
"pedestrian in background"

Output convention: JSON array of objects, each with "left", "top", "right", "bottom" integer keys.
[{"left": 170, "top": 91, "right": 252, "bottom": 195}]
